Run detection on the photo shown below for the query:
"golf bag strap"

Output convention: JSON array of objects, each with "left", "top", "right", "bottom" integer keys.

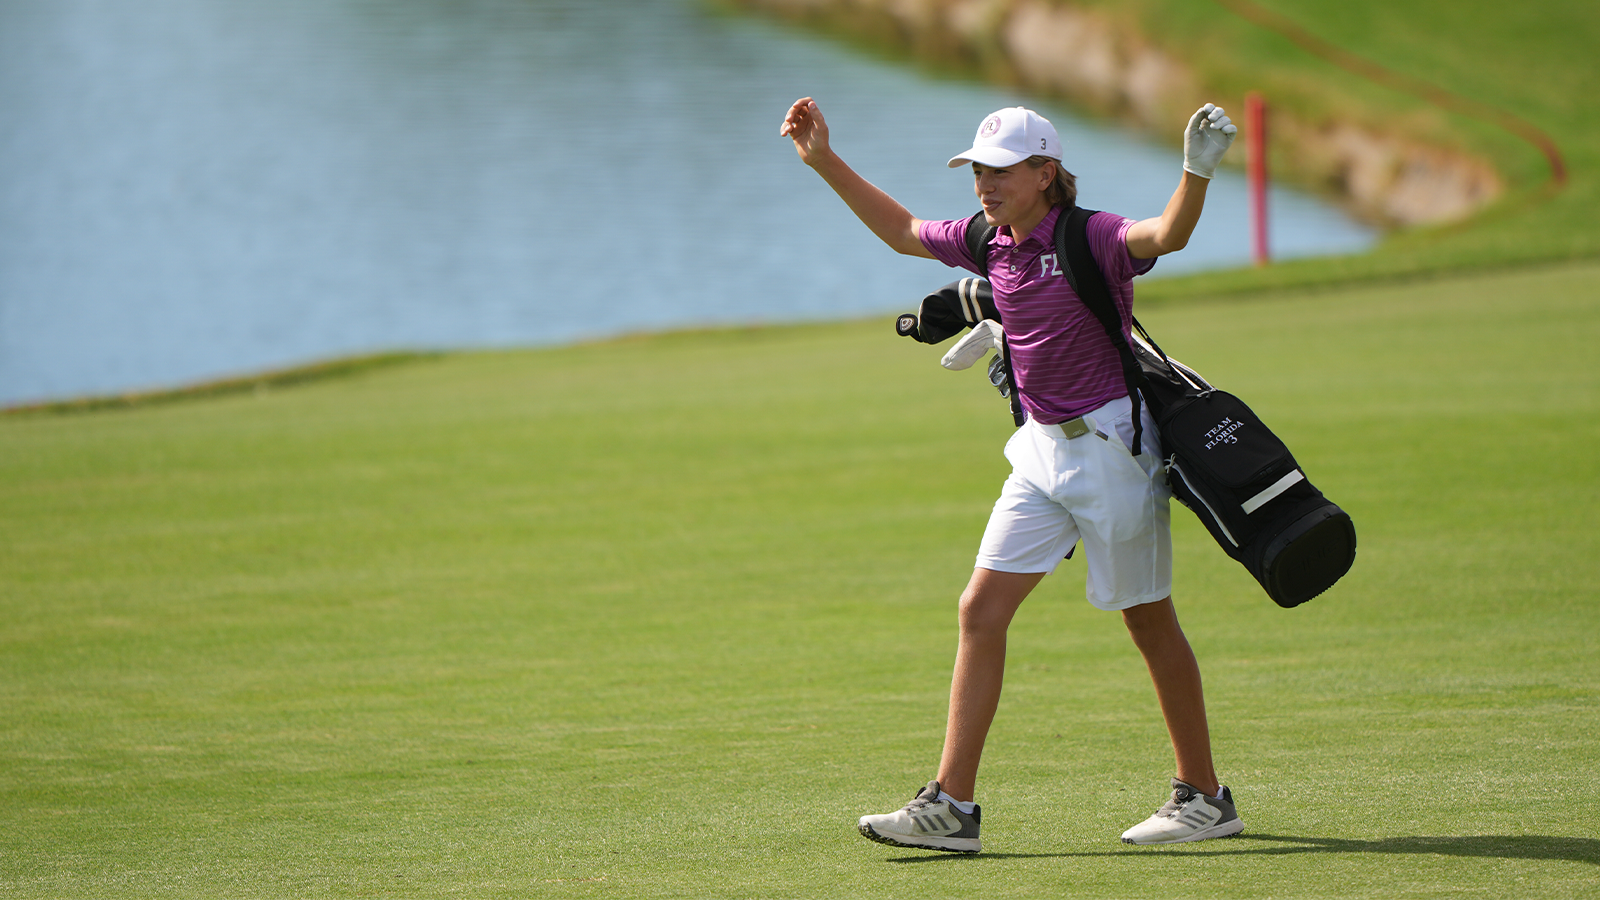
[
  {"left": 965, "top": 212, "right": 1025, "bottom": 427},
  {"left": 1052, "top": 206, "right": 1148, "bottom": 456}
]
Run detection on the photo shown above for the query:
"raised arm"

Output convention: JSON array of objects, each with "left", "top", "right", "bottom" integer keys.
[
  {"left": 1126, "top": 104, "right": 1236, "bottom": 259},
  {"left": 780, "top": 97, "right": 934, "bottom": 259}
]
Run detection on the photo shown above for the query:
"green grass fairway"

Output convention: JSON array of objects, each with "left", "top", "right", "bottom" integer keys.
[{"left": 4, "top": 262, "right": 1599, "bottom": 897}]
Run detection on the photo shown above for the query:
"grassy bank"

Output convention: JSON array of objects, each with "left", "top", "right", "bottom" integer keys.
[
  {"left": 1123, "top": 0, "right": 1599, "bottom": 301},
  {"left": 728, "top": 0, "right": 1600, "bottom": 299},
  {"left": 3, "top": 261, "right": 1597, "bottom": 897}
]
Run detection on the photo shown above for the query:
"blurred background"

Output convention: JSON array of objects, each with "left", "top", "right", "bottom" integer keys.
[{"left": 0, "top": 0, "right": 1373, "bottom": 408}]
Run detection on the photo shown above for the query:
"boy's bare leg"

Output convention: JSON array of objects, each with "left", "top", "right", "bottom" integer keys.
[
  {"left": 935, "top": 568, "right": 1046, "bottom": 803},
  {"left": 1121, "top": 597, "right": 1218, "bottom": 795}
]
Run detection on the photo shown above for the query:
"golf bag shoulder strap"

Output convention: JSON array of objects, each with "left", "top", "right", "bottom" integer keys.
[
  {"left": 962, "top": 211, "right": 1023, "bottom": 426},
  {"left": 1051, "top": 206, "right": 1150, "bottom": 455},
  {"left": 964, "top": 211, "right": 997, "bottom": 276}
]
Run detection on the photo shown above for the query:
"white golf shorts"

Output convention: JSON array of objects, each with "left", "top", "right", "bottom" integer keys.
[{"left": 975, "top": 395, "right": 1173, "bottom": 611}]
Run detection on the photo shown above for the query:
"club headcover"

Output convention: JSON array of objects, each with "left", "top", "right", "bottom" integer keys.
[
  {"left": 941, "top": 319, "right": 1004, "bottom": 370},
  {"left": 895, "top": 277, "right": 999, "bottom": 344}
]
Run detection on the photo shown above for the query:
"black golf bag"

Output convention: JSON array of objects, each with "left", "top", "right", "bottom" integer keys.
[{"left": 1126, "top": 330, "right": 1357, "bottom": 607}]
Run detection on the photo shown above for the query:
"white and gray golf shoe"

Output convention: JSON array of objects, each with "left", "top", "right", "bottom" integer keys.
[
  {"left": 858, "top": 780, "right": 982, "bottom": 853},
  {"left": 1121, "top": 778, "right": 1244, "bottom": 845}
]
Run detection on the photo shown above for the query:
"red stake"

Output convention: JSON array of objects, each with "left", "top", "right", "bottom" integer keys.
[{"left": 1246, "top": 92, "right": 1269, "bottom": 266}]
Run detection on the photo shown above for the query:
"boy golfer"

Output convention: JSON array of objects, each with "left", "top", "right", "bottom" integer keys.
[{"left": 780, "top": 97, "right": 1241, "bottom": 849}]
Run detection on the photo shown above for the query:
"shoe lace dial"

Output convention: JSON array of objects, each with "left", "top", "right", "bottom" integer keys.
[{"left": 1155, "top": 786, "right": 1197, "bottom": 818}]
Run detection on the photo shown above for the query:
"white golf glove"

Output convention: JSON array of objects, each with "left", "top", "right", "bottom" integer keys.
[
  {"left": 1182, "top": 103, "right": 1237, "bottom": 180},
  {"left": 941, "top": 319, "right": 1004, "bottom": 370}
]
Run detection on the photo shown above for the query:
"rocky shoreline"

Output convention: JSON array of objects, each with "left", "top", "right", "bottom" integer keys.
[{"left": 737, "top": 0, "right": 1501, "bottom": 227}]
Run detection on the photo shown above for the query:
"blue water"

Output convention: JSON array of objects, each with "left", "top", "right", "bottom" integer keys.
[{"left": 0, "top": 0, "right": 1374, "bottom": 407}]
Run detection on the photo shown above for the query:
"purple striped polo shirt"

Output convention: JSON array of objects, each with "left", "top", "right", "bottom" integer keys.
[{"left": 918, "top": 206, "right": 1155, "bottom": 424}]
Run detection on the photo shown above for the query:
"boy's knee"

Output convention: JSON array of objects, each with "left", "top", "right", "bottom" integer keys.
[
  {"left": 1121, "top": 596, "right": 1179, "bottom": 641},
  {"left": 957, "top": 590, "right": 1008, "bottom": 637},
  {"left": 955, "top": 568, "right": 1042, "bottom": 638}
]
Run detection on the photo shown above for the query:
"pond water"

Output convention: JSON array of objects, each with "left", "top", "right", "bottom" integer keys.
[{"left": 0, "top": 0, "right": 1375, "bottom": 407}]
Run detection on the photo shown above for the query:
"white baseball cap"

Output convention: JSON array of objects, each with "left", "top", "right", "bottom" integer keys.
[{"left": 947, "top": 107, "right": 1062, "bottom": 168}]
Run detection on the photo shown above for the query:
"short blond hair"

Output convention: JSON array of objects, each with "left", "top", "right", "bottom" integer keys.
[{"left": 1026, "top": 155, "right": 1077, "bottom": 208}]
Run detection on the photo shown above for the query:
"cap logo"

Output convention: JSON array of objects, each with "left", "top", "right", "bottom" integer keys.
[{"left": 979, "top": 115, "right": 1002, "bottom": 138}]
